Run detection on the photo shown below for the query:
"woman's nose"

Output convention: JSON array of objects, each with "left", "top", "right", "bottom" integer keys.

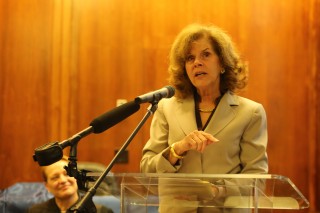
[{"left": 194, "top": 57, "right": 203, "bottom": 67}]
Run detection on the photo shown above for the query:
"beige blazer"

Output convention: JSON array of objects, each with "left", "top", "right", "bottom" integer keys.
[{"left": 140, "top": 91, "right": 268, "bottom": 175}]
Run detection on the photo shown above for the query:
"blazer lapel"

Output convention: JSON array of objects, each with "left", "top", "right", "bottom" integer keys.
[
  {"left": 175, "top": 97, "right": 198, "bottom": 135},
  {"left": 173, "top": 92, "right": 239, "bottom": 136},
  {"left": 205, "top": 92, "right": 239, "bottom": 135}
]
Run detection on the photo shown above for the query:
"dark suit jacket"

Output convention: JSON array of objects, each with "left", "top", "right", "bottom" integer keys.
[{"left": 27, "top": 197, "right": 113, "bottom": 213}]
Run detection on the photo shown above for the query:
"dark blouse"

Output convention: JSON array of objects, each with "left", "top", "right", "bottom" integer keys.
[{"left": 27, "top": 197, "right": 113, "bottom": 213}]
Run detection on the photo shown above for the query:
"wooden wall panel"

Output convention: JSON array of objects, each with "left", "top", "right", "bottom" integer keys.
[
  {"left": 0, "top": 0, "right": 319, "bottom": 211},
  {"left": 0, "top": 0, "right": 55, "bottom": 184}
]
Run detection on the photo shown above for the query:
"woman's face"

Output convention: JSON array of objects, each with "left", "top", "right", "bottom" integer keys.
[
  {"left": 185, "top": 37, "right": 222, "bottom": 91},
  {"left": 44, "top": 160, "right": 78, "bottom": 200}
]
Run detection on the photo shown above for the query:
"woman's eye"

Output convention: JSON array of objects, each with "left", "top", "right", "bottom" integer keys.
[
  {"left": 186, "top": 55, "right": 194, "bottom": 62},
  {"left": 203, "top": 51, "right": 211, "bottom": 57}
]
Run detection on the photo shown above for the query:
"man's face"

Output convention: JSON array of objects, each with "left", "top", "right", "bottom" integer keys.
[{"left": 44, "top": 160, "right": 78, "bottom": 200}]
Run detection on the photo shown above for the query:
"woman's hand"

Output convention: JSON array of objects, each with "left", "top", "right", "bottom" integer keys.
[{"left": 174, "top": 130, "right": 219, "bottom": 154}]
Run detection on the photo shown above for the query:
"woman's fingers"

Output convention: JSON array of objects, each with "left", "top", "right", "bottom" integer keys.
[
  {"left": 186, "top": 131, "right": 219, "bottom": 152},
  {"left": 202, "top": 132, "right": 219, "bottom": 143}
]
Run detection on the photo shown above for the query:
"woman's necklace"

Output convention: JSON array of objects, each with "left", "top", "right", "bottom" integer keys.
[{"left": 198, "top": 108, "right": 214, "bottom": 113}]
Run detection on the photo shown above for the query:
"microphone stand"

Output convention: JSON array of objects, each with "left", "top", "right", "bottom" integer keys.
[
  {"left": 65, "top": 140, "right": 94, "bottom": 192},
  {"left": 68, "top": 102, "right": 159, "bottom": 213},
  {"left": 61, "top": 127, "right": 95, "bottom": 191}
]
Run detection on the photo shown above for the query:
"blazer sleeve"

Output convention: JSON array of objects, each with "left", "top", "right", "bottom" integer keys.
[
  {"left": 140, "top": 100, "right": 180, "bottom": 173},
  {"left": 239, "top": 103, "right": 268, "bottom": 174}
]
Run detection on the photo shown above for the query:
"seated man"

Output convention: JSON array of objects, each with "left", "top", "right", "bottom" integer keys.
[{"left": 27, "top": 156, "right": 113, "bottom": 213}]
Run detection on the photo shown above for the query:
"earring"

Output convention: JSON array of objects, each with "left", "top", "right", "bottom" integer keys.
[{"left": 220, "top": 69, "right": 225, "bottom": 74}]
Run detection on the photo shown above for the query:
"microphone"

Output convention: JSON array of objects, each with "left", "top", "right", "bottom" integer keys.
[
  {"left": 90, "top": 101, "right": 140, "bottom": 133},
  {"left": 33, "top": 141, "right": 66, "bottom": 166},
  {"left": 33, "top": 101, "right": 140, "bottom": 166},
  {"left": 134, "top": 85, "right": 175, "bottom": 104}
]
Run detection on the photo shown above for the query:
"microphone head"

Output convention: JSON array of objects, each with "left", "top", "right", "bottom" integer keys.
[
  {"left": 33, "top": 142, "right": 63, "bottom": 166},
  {"left": 134, "top": 85, "right": 175, "bottom": 104},
  {"left": 164, "top": 85, "right": 175, "bottom": 98}
]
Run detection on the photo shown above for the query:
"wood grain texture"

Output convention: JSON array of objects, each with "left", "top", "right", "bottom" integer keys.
[{"left": 0, "top": 0, "right": 319, "bottom": 211}]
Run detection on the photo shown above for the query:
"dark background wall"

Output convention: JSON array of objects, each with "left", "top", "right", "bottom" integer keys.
[{"left": 0, "top": 0, "right": 319, "bottom": 212}]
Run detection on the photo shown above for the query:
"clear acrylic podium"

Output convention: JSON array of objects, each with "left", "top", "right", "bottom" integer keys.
[{"left": 106, "top": 173, "right": 309, "bottom": 213}]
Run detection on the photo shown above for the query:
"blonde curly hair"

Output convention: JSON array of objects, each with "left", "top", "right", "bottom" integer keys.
[{"left": 168, "top": 23, "right": 248, "bottom": 99}]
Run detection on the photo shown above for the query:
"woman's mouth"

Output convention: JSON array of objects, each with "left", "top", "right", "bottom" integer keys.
[{"left": 195, "top": 71, "right": 207, "bottom": 77}]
